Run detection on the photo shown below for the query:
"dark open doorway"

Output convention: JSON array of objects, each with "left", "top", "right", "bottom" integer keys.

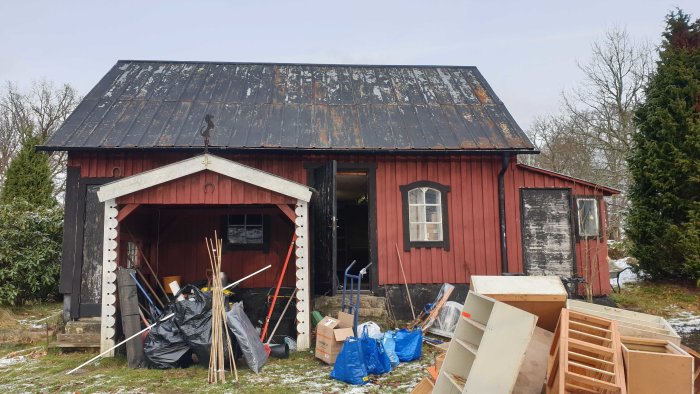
[
  {"left": 336, "top": 170, "right": 370, "bottom": 289},
  {"left": 309, "top": 162, "right": 378, "bottom": 296}
]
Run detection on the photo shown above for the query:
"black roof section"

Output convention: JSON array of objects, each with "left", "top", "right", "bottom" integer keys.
[{"left": 40, "top": 61, "right": 535, "bottom": 152}]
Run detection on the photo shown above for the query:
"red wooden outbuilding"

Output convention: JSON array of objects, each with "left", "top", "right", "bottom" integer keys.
[{"left": 42, "top": 61, "right": 619, "bottom": 352}]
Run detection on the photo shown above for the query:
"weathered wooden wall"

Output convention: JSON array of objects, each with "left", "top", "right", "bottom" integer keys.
[
  {"left": 505, "top": 162, "right": 611, "bottom": 294},
  {"left": 68, "top": 151, "right": 612, "bottom": 295}
]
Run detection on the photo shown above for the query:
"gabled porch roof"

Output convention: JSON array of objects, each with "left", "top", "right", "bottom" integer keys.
[{"left": 96, "top": 153, "right": 313, "bottom": 203}]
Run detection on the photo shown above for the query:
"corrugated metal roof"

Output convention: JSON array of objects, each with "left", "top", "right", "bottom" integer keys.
[{"left": 41, "top": 61, "right": 535, "bottom": 152}]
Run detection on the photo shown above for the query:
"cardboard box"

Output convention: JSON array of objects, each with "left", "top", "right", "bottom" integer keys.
[{"left": 314, "top": 311, "right": 355, "bottom": 364}]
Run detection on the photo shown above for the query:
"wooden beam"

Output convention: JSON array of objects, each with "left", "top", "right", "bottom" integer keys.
[
  {"left": 276, "top": 204, "right": 296, "bottom": 223},
  {"left": 117, "top": 204, "right": 140, "bottom": 222}
]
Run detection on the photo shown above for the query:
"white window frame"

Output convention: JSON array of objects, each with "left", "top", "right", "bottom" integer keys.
[
  {"left": 576, "top": 197, "right": 599, "bottom": 237},
  {"left": 408, "top": 187, "right": 443, "bottom": 242}
]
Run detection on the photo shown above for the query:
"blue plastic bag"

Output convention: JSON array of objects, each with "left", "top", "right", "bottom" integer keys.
[
  {"left": 394, "top": 329, "right": 422, "bottom": 362},
  {"left": 381, "top": 331, "right": 399, "bottom": 367},
  {"left": 330, "top": 337, "right": 369, "bottom": 385},
  {"left": 360, "top": 326, "right": 392, "bottom": 375}
]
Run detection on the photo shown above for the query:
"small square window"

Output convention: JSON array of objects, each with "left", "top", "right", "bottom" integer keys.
[
  {"left": 577, "top": 198, "right": 599, "bottom": 237},
  {"left": 224, "top": 214, "right": 267, "bottom": 250}
]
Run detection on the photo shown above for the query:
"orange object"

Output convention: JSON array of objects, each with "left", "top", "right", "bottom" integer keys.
[
  {"left": 461, "top": 311, "right": 471, "bottom": 318},
  {"left": 162, "top": 276, "right": 181, "bottom": 294},
  {"left": 260, "top": 234, "right": 297, "bottom": 342}
]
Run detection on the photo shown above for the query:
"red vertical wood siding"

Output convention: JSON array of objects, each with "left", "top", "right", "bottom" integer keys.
[
  {"left": 119, "top": 208, "right": 296, "bottom": 289},
  {"left": 69, "top": 151, "right": 613, "bottom": 295}
]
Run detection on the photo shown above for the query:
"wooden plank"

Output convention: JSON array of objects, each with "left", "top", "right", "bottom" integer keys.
[
  {"left": 411, "top": 376, "right": 434, "bottom": 394},
  {"left": 116, "top": 203, "right": 140, "bottom": 222},
  {"left": 276, "top": 204, "right": 296, "bottom": 223},
  {"left": 116, "top": 268, "right": 146, "bottom": 368},
  {"left": 513, "top": 327, "right": 554, "bottom": 394}
]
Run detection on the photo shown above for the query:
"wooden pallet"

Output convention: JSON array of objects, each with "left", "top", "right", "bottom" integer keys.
[{"left": 547, "top": 309, "right": 626, "bottom": 394}]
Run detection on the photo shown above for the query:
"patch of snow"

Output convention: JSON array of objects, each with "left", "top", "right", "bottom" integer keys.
[
  {"left": 609, "top": 257, "right": 640, "bottom": 288},
  {"left": 668, "top": 311, "right": 700, "bottom": 335},
  {"left": 0, "top": 355, "right": 27, "bottom": 368}
]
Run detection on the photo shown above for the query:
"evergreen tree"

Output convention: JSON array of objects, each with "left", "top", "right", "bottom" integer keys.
[
  {"left": 0, "top": 134, "right": 55, "bottom": 207},
  {"left": 627, "top": 10, "right": 700, "bottom": 279}
]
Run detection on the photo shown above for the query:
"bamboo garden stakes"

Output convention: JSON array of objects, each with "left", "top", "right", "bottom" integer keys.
[{"left": 205, "top": 232, "right": 238, "bottom": 384}]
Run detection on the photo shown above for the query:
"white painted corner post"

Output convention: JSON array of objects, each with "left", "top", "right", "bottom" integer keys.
[
  {"left": 294, "top": 200, "right": 311, "bottom": 350},
  {"left": 99, "top": 199, "right": 119, "bottom": 354}
]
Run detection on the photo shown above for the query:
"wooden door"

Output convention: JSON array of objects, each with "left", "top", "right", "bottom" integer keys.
[
  {"left": 520, "top": 188, "right": 575, "bottom": 278},
  {"left": 312, "top": 161, "right": 337, "bottom": 295},
  {"left": 70, "top": 180, "right": 110, "bottom": 318}
]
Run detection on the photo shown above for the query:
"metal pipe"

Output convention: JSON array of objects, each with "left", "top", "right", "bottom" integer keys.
[{"left": 498, "top": 153, "right": 510, "bottom": 274}]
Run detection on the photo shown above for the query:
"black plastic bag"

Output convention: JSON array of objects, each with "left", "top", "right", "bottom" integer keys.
[
  {"left": 226, "top": 302, "right": 268, "bottom": 373},
  {"left": 174, "top": 285, "right": 233, "bottom": 366},
  {"left": 143, "top": 304, "right": 192, "bottom": 369}
]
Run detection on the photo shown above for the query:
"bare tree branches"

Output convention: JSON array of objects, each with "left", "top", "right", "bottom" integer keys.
[
  {"left": 527, "top": 27, "right": 654, "bottom": 239},
  {"left": 0, "top": 81, "right": 79, "bottom": 201}
]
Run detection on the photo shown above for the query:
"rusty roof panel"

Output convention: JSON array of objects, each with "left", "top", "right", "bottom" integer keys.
[{"left": 42, "top": 61, "right": 535, "bottom": 151}]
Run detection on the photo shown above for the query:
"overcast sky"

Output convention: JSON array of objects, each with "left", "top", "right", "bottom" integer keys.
[{"left": 1, "top": 1, "right": 698, "bottom": 131}]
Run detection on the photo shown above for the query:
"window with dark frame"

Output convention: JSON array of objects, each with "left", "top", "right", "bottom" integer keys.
[
  {"left": 576, "top": 198, "right": 599, "bottom": 237},
  {"left": 400, "top": 181, "right": 450, "bottom": 251},
  {"left": 224, "top": 214, "right": 266, "bottom": 250}
]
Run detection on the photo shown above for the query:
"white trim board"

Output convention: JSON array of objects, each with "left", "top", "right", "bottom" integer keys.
[{"left": 96, "top": 154, "right": 312, "bottom": 203}]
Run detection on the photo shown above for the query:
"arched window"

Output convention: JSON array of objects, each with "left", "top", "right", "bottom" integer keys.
[{"left": 400, "top": 181, "right": 450, "bottom": 250}]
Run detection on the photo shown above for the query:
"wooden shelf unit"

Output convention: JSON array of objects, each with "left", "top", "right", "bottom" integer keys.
[
  {"left": 547, "top": 309, "right": 626, "bottom": 394},
  {"left": 471, "top": 275, "right": 568, "bottom": 332},
  {"left": 433, "top": 291, "right": 537, "bottom": 394}
]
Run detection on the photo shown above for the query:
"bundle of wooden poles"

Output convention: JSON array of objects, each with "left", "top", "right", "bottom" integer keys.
[{"left": 205, "top": 232, "right": 237, "bottom": 384}]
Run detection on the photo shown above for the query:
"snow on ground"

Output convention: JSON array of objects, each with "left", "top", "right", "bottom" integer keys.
[
  {"left": 609, "top": 257, "right": 640, "bottom": 288},
  {"left": 0, "top": 355, "right": 27, "bottom": 368},
  {"left": 668, "top": 311, "right": 700, "bottom": 335}
]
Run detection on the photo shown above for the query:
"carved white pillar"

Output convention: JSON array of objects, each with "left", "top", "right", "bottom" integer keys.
[
  {"left": 99, "top": 199, "right": 119, "bottom": 354},
  {"left": 294, "top": 200, "right": 311, "bottom": 350}
]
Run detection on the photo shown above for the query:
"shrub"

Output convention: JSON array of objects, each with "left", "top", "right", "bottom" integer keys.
[{"left": 0, "top": 199, "right": 63, "bottom": 306}]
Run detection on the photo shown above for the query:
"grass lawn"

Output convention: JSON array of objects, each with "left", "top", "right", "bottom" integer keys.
[
  {"left": 609, "top": 280, "right": 700, "bottom": 318},
  {"left": 0, "top": 343, "right": 437, "bottom": 393},
  {"left": 0, "top": 301, "right": 437, "bottom": 393}
]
